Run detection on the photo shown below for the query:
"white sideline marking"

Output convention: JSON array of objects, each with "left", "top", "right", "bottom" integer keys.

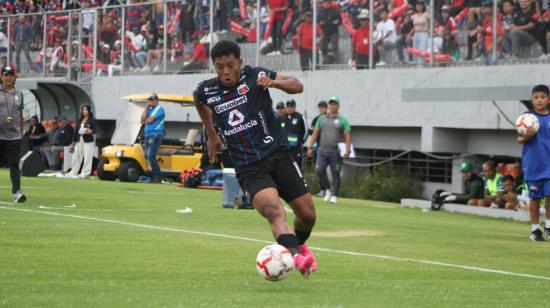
[
  {"left": 175, "top": 207, "right": 193, "bottom": 214},
  {"left": 1, "top": 205, "right": 549, "bottom": 282}
]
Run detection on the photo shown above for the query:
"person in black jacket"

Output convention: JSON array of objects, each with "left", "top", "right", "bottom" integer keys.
[
  {"left": 318, "top": 0, "right": 342, "bottom": 64},
  {"left": 40, "top": 116, "right": 75, "bottom": 170},
  {"left": 67, "top": 105, "right": 96, "bottom": 178},
  {"left": 284, "top": 99, "right": 307, "bottom": 170},
  {"left": 25, "top": 115, "right": 47, "bottom": 150},
  {"left": 13, "top": 16, "right": 34, "bottom": 73}
]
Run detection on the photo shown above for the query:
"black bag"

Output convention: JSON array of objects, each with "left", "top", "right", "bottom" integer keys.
[{"left": 431, "top": 189, "right": 446, "bottom": 211}]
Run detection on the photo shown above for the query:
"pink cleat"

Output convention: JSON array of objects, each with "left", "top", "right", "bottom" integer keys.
[
  {"left": 293, "top": 253, "right": 314, "bottom": 277},
  {"left": 299, "top": 244, "right": 318, "bottom": 272}
]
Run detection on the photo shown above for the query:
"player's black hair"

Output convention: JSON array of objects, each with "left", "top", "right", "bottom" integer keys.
[
  {"left": 503, "top": 175, "right": 515, "bottom": 183},
  {"left": 532, "top": 84, "right": 550, "bottom": 96},
  {"left": 210, "top": 40, "right": 241, "bottom": 61}
]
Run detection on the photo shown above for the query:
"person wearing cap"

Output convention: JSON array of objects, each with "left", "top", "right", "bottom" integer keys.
[
  {"left": 283, "top": 99, "right": 307, "bottom": 170},
  {"left": 440, "top": 5, "right": 458, "bottom": 37},
  {"left": 179, "top": 35, "right": 207, "bottom": 73},
  {"left": 276, "top": 101, "right": 286, "bottom": 120},
  {"left": 40, "top": 116, "right": 75, "bottom": 170},
  {"left": 0, "top": 65, "right": 26, "bottom": 202},
  {"left": 439, "top": 162, "right": 485, "bottom": 205},
  {"left": 296, "top": 11, "right": 323, "bottom": 71},
  {"left": 347, "top": 0, "right": 368, "bottom": 29},
  {"left": 140, "top": 94, "right": 165, "bottom": 183},
  {"left": 107, "top": 40, "right": 123, "bottom": 77},
  {"left": 351, "top": 9, "right": 376, "bottom": 69},
  {"left": 96, "top": 43, "right": 111, "bottom": 76},
  {"left": 307, "top": 96, "right": 351, "bottom": 204}
]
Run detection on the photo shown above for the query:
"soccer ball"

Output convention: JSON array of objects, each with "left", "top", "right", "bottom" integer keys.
[
  {"left": 515, "top": 113, "right": 540, "bottom": 135},
  {"left": 255, "top": 244, "right": 294, "bottom": 281}
]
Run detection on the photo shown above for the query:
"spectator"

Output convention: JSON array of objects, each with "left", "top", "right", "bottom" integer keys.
[
  {"left": 502, "top": 175, "right": 530, "bottom": 210},
  {"left": 140, "top": 93, "right": 165, "bottom": 183},
  {"left": 502, "top": 0, "right": 537, "bottom": 59},
  {"left": 351, "top": 9, "right": 376, "bottom": 69},
  {"left": 126, "top": 25, "right": 148, "bottom": 69},
  {"left": 142, "top": 22, "right": 163, "bottom": 72},
  {"left": 308, "top": 100, "right": 328, "bottom": 197},
  {"left": 502, "top": 0, "right": 514, "bottom": 31},
  {"left": 13, "top": 16, "right": 34, "bottom": 73},
  {"left": 318, "top": 0, "right": 342, "bottom": 64},
  {"left": 100, "top": 13, "right": 118, "bottom": 48},
  {"left": 296, "top": 11, "right": 323, "bottom": 71},
  {"left": 40, "top": 116, "right": 74, "bottom": 170},
  {"left": 67, "top": 104, "right": 96, "bottom": 179},
  {"left": 0, "top": 30, "right": 7, "bottom": 54},
  {"left": 440, "top": 162, "right": 484, "bottom": 205},
  {"left": 179, "top": 35, "right": 207, "bottom": 73},
  {"left": 396, "top": 5, "right": 414, "bottom": 63},
  {"left": 440, "top": 5, "right": 458, "bottom": 36},
  {"left": 375, "top": 8, "right": 397, "bottom": 65},
  {"left": 25, "top": 115, "right": 47, "bottom": 150},
  {"left": 284, "top": 99, "right": 307, "bottom": 170},
  {"left": 441, "top": 29, "right": 461, "bottom": 61},
  {"left": 13, "top": 0, "right": 28, "bottom": 14},
  {"left": 268, "top": 0, "right": 289, "bottom": 54},
  {"left": 195, "top": 0, "right": 210, "bottom": 31},
  {"left": 29, "top": 3, "right": 42, "bottom": 51},
  {"left": 476, "top": 0, "right": 502, "bottom": 65},
  {"left": 169, "top": 33, "right": 184, "bottom": 64},
  {"left": 96, "top": 43, "right": 111, "bottom": 76},
  {"left": 409, "top": 0, "right": 430, "bottom": 67},
  {"left": 107, "top": 40, "right": 123, "bottom": 77},
  {"left": 200, "top": 25, "right": 220, "bottom": 54},
  {"left": 347, "top": 0, "right": 368, "bottom": 29},
  {"left": 536, "top": 0, "right": 550, "bottom": 58},
  {"left": 179, "top": 0, "right": 195, "bottom": 43},
  {"left": 307, "top": 97, "right": 352, "bottom": 204},
  {"left": 276, "top": 101, "right": 286, "bottom": 119},
  {"left": 473, "top": 160, "right": 505, "bottom": 208},
  {"left": 81, "top": 0, "right": 95, "bottom": 44}
]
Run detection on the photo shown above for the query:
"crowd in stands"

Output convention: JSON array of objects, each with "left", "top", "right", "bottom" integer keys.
[{"left": 0, "top": 0, "right": 548, "bottom": 75}]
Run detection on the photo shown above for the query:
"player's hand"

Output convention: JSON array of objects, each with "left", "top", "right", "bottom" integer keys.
[
  {"left": 306, "top": 148, "right": 314, "bottom": 158},
  {"left": 505, "top": 192, "right": 517, "bottom": 202},
  {"left": 343, "top": 150, "right": 350, "bottom": 159},
  {"left": 256, "top": 76, "right": 273, "bottom": 90},
  {"left": 524, "top": 126, "right": 537, "bottom": 138},
  {"left": 207, "top": 136, "right": 222, "bottom": 163}
]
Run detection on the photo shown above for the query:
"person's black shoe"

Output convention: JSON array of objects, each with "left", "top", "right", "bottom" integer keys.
[{"left": 530, "top": 229, "right": 545, "bottom": 242}]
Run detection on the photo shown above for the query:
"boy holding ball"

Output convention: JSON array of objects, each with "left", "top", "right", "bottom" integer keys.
[{"left": 518, "top": 84, "right": 550, "bottom": 242}]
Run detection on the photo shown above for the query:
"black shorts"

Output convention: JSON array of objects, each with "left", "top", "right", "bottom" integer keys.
[{"left": 236, "top": 149, "right": 309, "bottom": 203}]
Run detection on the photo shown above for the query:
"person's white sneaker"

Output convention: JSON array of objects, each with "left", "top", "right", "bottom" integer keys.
[
  {"left": 329, "top": 196, "right": 337, "bottom": 204},
  {"left": 12, "top": 191, "right": 26, "bottom": 203},
  {"left": 323, "top": 190, "right": 332, "bottom": 202},
  {"left": 141, "top": 65, "right": 150, "bottom": 71},
  {"left": 153, "top": 65, "right": 160, "bottom": 72}
]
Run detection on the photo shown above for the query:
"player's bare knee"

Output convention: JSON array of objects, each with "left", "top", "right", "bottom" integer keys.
[{"left": 261, "top": 202, "right": 285, "bottom": 222}]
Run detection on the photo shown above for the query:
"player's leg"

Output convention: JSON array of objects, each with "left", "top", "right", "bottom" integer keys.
[
  {"left": 542, "top": 181, "right": 550, "bottom": 238},
  {"left": 528, "top": 181, "right": 544, "bottom": 241},
  {"left": 253, "top": 187, "right": 293, "bottom": 238},
  {"left": 6, "top": 139, "right": 25, "bottom": 202},
  {"left": 316, "top": 152, "right": 331, "bottom": 201}
]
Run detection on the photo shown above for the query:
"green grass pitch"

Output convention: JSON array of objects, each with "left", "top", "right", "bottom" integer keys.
[{"left": 0, "top": 169, "right": 549, "bottom": 307}]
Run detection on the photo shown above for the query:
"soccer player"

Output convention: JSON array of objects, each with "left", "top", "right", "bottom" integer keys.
[
  {"left": 194, "top": 40, "right": 318, "bottom": 276},
  {"left": 517, "top": 84, "right": 550, "bottom": 242}
]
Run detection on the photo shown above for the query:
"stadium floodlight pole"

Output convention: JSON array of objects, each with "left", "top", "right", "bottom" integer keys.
[
  {"left": 429, "top": 0, "right": 434, "bottom": 67},
  {"left": 492, "top": 0, "right": 497, "bottom": 64},
  {"left": 255, "top": 0, "right": 260, "bottom": 66},
  {"left": 42, "top": 13, "right": 47, "bottom": 77},
  {"left": 68, "top": 12, "right": 73, "bottom": 80},
  {"left": 368, "top": 0, "right": 373, "bottom": 69},
  {"left": 6, "top": 14, "right": 10, "bottom": 66},
  {"left": 93, "top": 9, "right": 99, "bottom": 77},
  {"left": 209, "top": 0, "right": 214, "bottom": 73},
  {"left": 313, "top": 0, "right": 317, "bottom": 71},
  {"left": 121, "top": 6, "right": 126, "bottom": 76},
  {"left": 163, "top": 1, "right": 167, "bottom": 74}
]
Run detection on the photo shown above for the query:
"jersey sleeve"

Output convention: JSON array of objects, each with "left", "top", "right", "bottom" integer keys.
[
  {"left": 341, "top": 116, "right": 351, "bottom": 132},
  {"left": 19, "top": 91, "right": 24, "bottom": 111},
  {"left": 251, "top": 66, "right": 277, "bottom": 80},
  {"left": 315, "top": 115, "right": 326, "bottom": 128},
  {"left": 193, "top": 81, "right": 207, "bottom": 105}
]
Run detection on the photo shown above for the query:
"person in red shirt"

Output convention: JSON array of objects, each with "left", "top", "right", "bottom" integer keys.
[
  {"left": 476, "top": 0, "right": 503, "bottom": 64},
  {"left": 268, "top": 0, "right": 289, "bottom": 54},
  {"left": 179, "top": 35, "right": 207, "bottom": 73},
  {"left": 351, "top": 9, "right": 377, "bottom": 69},
  {"left": 296, "top": 11, "right": 323, "bottom": 70}
]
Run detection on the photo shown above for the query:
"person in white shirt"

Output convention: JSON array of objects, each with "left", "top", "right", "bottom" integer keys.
[
  {"left": 0, "top": 31, "right": 8, "bottom": 52},
  {"left": 375, "top": 8, "right": 397, "bottom": 65},
  {"left": 126, "top": 25, "right": 148, "bottom": 68}
]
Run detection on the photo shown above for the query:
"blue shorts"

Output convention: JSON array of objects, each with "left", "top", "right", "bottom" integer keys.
[{"left": 526, "top": 180, "right": 550, "bottom": 200}]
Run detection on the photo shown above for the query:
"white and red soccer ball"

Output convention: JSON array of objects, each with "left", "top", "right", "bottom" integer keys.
[
  {"left": 515, "top": 113, "right": 540, "bottom": 135},
  {"left": 256, "top": 244, "right": 294, "bottom": 281}
]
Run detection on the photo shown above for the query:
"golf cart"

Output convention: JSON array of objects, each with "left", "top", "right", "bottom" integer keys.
[{"left": 98, "top": 93, "right": 202, "bottom": 182}]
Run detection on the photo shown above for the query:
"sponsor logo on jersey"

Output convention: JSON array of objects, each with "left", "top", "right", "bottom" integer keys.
[
  {"left": 238, "top": 84, "right": 249, "bottom": 95},
  {"left": 207, "top": 96, "right": 221, "bottom": 104},
  {"left": 215, "top": 95, "right": 247, "bottom": 114},
  {"left": 224, "top": 119, "right": 258, "bottom": 136},
  {"left": 292, "top": 118, "right": 298, "bottom": 125},
  {"left": 263, "top": 136, "right": 274, "bottom": 144},
  {"left": 228, "top": 110, "right": 245, "bottom": 126}
]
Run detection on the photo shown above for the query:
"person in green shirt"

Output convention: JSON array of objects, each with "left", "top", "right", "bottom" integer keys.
[{"left": 440, "top": 162, "right": 485, "bottom": 205}]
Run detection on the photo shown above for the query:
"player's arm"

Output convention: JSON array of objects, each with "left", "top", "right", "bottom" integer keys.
[
  {"left": 194, "top": 97, "right": 221, "bottom": 162},
  {"left": 517, "top": 127, "right": 536, "bottom": 144},
  {"left": 306, "top": 127, "right": 320, "bottom": 158},
  {"left": 140, "top": 108, "right": 154, "bottom": 124},
  {"left": 343, "top": 131, "right": 351, "bottom": 158},
  {"left": 257, "top": 74, "right": 303, "bottom": 94}
]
